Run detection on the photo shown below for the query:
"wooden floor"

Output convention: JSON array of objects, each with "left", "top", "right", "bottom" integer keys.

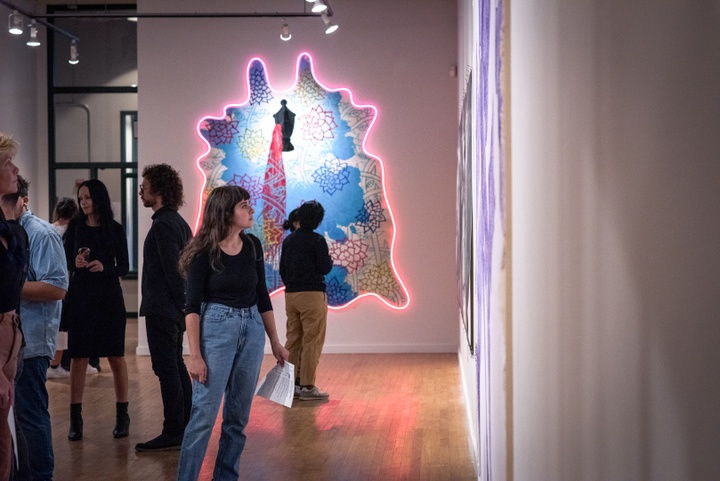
[{"left": 46, "top": 319, "right": 477, "bottom": 481}]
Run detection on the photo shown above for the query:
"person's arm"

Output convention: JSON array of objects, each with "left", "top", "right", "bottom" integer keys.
[
  {"left": 88, "top": 223, "right": 129, "bottom": 276},
  {"left": 260, "top": 309, "right": 288, "bottom": 365},
  {"left": 63, "top": 220, "right": 77, "bottom": 272},
  {"left": 185, "top": 312, "right": 207, "bottom": 383},
  {"left": 22, "top": 282, "right": 66, "bottom": 301},
  {"left": 184, "top": 250, "right": 208, "bottom": 382},
  {"left": 154, "top": 220, "right": 188, "bottom": 310},
  {"left": 315, "top": 235, "right": 333, "bottom": 275},
  {"left": 0, "top": 367, "right": 12, "bottom": 409},
  {"left": 250, "top": 234, "right": 288, "bottom": 364},
  {"left": 22, "top": 225, "right": 68, "bottom": 301}
]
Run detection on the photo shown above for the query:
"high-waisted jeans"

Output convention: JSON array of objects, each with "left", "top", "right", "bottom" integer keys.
[{"left": 176, "top": 304, "right": 265, "bottom": 481}]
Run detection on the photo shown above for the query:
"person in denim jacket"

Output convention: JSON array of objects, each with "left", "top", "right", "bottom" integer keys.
[{"left": 2, "top": 175, "right": 68, "bottom": 480}]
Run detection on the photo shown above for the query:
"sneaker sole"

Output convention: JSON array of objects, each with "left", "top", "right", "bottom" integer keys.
[
  {"left": 135, "top": 445, "right": 181, "bottom": 452},
  {"left": 298, "top": 395, "right": 329, "bottom": 401}
]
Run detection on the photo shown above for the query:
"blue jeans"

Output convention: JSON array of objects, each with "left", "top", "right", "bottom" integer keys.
[
  {"left": 14, "top": 356, "right": 53, "bottom": 481},
  {"left": 176, "top": 304, "right": 266, "bottom": 481}
]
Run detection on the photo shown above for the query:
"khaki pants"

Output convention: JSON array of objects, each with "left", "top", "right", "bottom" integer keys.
[
  {"left": 0, "top": 312, "right": 22, "bottom": 481},
  {"left": 284, "top": 292, "right": 327, "bottom": 386}
]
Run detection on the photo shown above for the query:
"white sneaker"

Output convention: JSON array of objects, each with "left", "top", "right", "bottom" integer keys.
[
  {"left": 86, "top": 365, "right": 99, "bottom": 374},
  {"left": 298, "top": 386, "right": 329, "bottom": 401},
  {"left": 47, "top": 366, "right": 70, "bottom": 379}
]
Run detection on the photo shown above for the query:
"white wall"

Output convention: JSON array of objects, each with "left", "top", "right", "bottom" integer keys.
[
  {"left": 0, "top": 1, "right": 46, "bottom": 217},
  {"left": 511, "top": 2, "right": 720, "bottom": 480},
  {"left": 136, "top": 0, "right": 459, "bottom": 353}
]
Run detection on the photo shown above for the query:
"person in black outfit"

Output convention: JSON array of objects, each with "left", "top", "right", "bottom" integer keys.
[
  {"left": 64, "top": 179, "right": 130, "bottom": 441},
  {"left": 0, "top": 132, "right": 27, "bottom": 480},
  {"left": 136, "top": 164, "right": 193, "bottom": 452},
  {"left": 280, "top": 201, "right": 334, "bottom": 401}
]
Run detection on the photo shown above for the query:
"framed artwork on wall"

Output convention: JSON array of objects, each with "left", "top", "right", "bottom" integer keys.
[
  {"left": 194, "top": 53, "right": 410, "bottom": 310},
  {"left": 457, "top": 70, "right": 475, "bottom": 354}
]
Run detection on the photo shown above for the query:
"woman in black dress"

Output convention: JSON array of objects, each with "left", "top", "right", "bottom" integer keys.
[{"left": 64, "top": 179, "right": 130, "bottom": 441}]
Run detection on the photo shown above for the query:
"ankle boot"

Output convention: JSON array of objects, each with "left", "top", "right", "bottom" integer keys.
[
  {"left": 113, "top": 402, "right": 130, "bottom": 438},
  {"left": 68, "top": 403, "right": 83, "bottom": 441}
]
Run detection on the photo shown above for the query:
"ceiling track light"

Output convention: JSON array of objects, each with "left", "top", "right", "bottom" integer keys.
[
  {"left": 26, "top": 20, "right": 40, "bottom": 46},
  {"left": 321, "top": 13, "right": 338, "bottom": 34},
  {"left": 69, "top": 39, "right": 79, "bottom": 65},
  {"left": 311, "top": 0, "right": 327, "bottom": 14},
  {"left": 8, "top": 9, "right": 23, "bottom": 35},
  {"left": 280, "top": 19, "right": 291, "bottom": 41}
]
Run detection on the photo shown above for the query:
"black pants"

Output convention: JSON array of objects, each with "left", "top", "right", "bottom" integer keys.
[{"left": 145, "top": 315, "right": 192, "bottom": 437}]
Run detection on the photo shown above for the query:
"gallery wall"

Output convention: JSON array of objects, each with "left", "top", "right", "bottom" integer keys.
[
  {"left": 511, "top": 2, "right": 720, "bottom": 480},
  {"left": 0, "top": 1, "right": 47, "bottom": 218},
  {"left": 136, "top": 0, "right": 459, "bottom": 353}
]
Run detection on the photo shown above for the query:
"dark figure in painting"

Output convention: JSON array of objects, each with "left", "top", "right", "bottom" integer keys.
[{"left": 273, "top": 99, "right": 296, "bottom": 152}]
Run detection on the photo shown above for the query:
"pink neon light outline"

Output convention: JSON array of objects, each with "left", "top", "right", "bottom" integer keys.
[{"left": 194, "top": 52, "right": 410, "bottom": 311}]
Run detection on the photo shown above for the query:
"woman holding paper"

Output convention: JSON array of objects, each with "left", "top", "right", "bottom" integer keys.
[{"left": 176, "top": 186, "right": 288, "bottom": 481}]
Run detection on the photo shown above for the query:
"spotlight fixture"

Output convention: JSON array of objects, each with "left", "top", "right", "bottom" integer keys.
[
  {"left": 321, "top": 13, "right": 338, "bottom": 34},
  {"left": 69, "top": 39, "right": 79, "bottom": 65},
  {"left": 280, "top": 20, "right": 291, "bottom": 41},
  {"left": 26, "top": 20, "right": 40, "bottom": 47},
  {"left": 8, "top": 10, "right": 23, "bottom": 35},
  {"left": 311, "top": 0, "right": 328, "bottom": 13}
]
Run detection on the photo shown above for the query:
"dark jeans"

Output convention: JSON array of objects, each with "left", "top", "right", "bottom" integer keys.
[
  {"left": 14, "top": 356, "right": 53, "bottom": 481},
  {"left": 146, "top": 315, "right": 192, "bottom": 437}
]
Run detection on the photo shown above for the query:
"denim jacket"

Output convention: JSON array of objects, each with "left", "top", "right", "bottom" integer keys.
[{"left": 18, "top": 210, "right": 68, "bottom": 359}]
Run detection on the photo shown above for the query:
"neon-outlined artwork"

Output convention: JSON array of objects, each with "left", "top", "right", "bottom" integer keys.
[{"left": 195, "top": 53, "right": 410, "bottom": 310}]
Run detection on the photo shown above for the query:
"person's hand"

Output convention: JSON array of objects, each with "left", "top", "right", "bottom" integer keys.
[
  {"left": 0, "top": 374, "right": 13, "bottom": 409},
  {"left": 188, "top": 355, "right": 207, "bottom": 384},
  {"left": 75, "top": 247, "right": 90, "bottom": 269},
  {"left": 86, "top": 260, "right": 104, "bottom": 273},
  {"left": 270, "top": 340, "right": 289, "bottom": 366}
]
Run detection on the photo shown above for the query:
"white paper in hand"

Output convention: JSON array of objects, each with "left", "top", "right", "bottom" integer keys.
[
  {"left": 255, "top": 362, "right": 295, "bottom": 408},
  {"left": 9, "top": 405, "right": 18, "bottom": 465}
]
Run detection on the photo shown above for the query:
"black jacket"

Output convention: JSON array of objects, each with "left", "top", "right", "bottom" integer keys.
[
  {"left": 279, "top": 228, "right": 333, "bottom": 293},
  {"left": 139, "top": 206, "right": 192, "bottom": 324}
]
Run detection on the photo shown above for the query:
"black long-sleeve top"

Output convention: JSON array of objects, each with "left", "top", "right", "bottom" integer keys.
[
  {"left": 279, "top": 228, "right": 333, "bottom": 293},
  {"left": 139, "top": 206, "right": 192, "bottom": 323},
  {"left": 0, "top": 219, "right": 28, "bottom": 313},
  {"left": 64, "top": 219, "right": 129, "bottom": 281},
  {"left": 184, "top": 234, "right": 272, "bottom": 315}
]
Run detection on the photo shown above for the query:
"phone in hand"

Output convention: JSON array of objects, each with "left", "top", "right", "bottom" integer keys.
[{"left": 78, "top": 247, "right": 90, "bottom": 258}]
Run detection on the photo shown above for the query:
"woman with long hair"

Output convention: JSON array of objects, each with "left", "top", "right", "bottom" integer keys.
[
  {"left": 63, "top": 179, "right": 130, "bottom": 441},
  {"left": 176, "top": 186, "right": 288, "bottom": 481}
]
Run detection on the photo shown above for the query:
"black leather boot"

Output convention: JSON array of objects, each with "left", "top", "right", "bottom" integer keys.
[
  {"left": 68, "top": 403, "right": 83, "bottom": 441},
  {"left": 113, "top": 402, "right": 130, "bottom": 438}
]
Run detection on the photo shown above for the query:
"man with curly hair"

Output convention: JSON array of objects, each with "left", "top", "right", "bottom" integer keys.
[{"left": 136, "top": 164, "right": 193, "bottom": 452}]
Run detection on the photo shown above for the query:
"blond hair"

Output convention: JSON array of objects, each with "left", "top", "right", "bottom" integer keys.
[{"left": 0, "top": 132, "right": 19, "bottom": 160}]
